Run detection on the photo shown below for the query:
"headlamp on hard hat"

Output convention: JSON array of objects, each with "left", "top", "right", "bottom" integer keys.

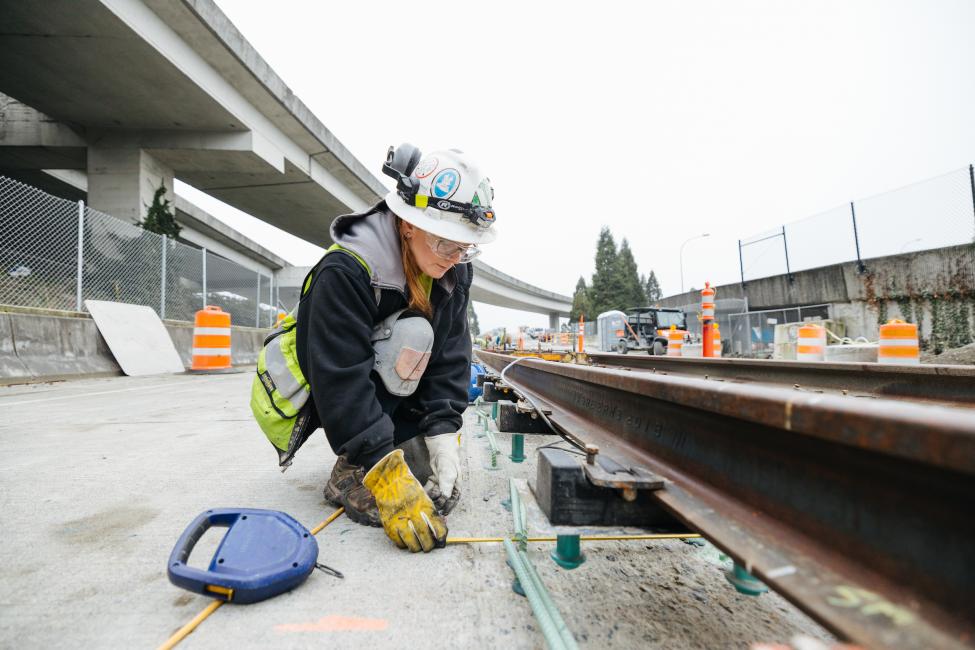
[{"left": 381, "top": 143, "right": 496, "bottom": 230}]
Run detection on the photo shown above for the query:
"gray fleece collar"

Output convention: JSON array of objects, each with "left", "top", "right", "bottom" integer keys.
[{"left": 329, "top": 201, "right": 456, "bottom": 295}]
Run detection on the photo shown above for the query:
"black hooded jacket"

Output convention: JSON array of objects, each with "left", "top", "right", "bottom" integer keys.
[{"left": 295, "top": 203, "right": 472, "bottom": 470}]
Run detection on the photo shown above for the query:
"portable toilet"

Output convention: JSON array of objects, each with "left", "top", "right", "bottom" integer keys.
[{"left": 597, "top": 310, "right": 628, "bottom": 352}]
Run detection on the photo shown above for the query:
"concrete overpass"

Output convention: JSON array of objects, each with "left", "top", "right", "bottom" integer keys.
[{"left": 0, "top": 0, "right": 571, "bottom": 322}]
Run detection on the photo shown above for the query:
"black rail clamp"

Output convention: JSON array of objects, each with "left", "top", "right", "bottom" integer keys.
[
  {"left": 481, "top": 381, "right": 516, "bottom": 403},
  {"left": 534, "top": 447, "right": 680, "bottom": 527},
  {"left": 496, "top": 399, "right": 553, "bottom": 434},
  {"left": 476, "top": 373, "right": 499, "bottom": 388}
]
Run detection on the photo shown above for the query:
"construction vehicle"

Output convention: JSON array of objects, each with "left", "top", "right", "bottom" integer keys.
[{"left": 598, "top": 307, "right": 688, "bottom": 355}]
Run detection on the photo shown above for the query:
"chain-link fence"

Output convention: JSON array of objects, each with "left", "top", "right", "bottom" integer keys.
[
  {"left": 0, "top": 175, "right": 276, "bottom": 327},
  {"left": 739, "top": 165, "right": 975, "bottom": 282},
  {"left": 727, "top": 304, "right": 831, "bottom": 358}
]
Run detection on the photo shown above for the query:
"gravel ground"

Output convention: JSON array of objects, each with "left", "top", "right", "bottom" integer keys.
[
  {"left": 461, "top": 409, "right": 834, "bottom": 649},
  {"left": 921, "top": 342, "right": 975, "bottom": 365}
]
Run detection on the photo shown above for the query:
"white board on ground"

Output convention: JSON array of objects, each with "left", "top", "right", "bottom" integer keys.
[{"left": 85, "top": 300, "right": 185, "bottom": 376}]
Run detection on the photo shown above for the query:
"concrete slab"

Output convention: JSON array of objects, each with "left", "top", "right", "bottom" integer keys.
[
  {"left": 0, "top": 373, "right": 831, "bottom": 648},
  {"left": 85, "top": 300, "right": 184, "bottom": 376}
]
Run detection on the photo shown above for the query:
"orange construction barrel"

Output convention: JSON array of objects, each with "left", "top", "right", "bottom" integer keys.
[
  {"left": 713, "top": 324, "right": 723, "bottom": 358},
  {"left": 191, "top": 305, "right": 232, "bottom": 371},
  {"left": 796, "top": 323, "right": 826, "bottom": 362},
  {"left": 666, "top": 326, "right": 683, "bottom": 357},
  {"left": 878, "top": 319, "right": 919, "bottom": 365}
]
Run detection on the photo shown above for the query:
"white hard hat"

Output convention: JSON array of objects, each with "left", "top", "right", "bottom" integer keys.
[{"left": 382, "top": 145, "right": 497, "bottom": 245}]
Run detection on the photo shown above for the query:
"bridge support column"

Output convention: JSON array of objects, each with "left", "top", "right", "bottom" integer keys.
[
  {"left": 87, "top": 144, "right": 173, "bottom": 224},
  {"left": 549, "top": 312, "right": 560, "bottom": 331}
]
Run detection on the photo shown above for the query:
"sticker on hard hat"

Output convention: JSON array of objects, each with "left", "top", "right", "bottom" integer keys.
[
  {"left": 414, "top": 157, "right": 438, "bottom": 179},
  {"left": 431, "top": 169, "right": 460, "bottom": 199}
]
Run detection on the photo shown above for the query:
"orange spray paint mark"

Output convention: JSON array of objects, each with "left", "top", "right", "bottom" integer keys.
[{"left": 274, "top": 615, "right": 389, "bottom": 632}]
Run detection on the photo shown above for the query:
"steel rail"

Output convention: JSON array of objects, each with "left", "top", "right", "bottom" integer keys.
[
  {"left": 586, "top": 353, "right": 975, "bottom": 405},
  {"left": 475, "top": 350, "right": 975, "bottom": 650}
]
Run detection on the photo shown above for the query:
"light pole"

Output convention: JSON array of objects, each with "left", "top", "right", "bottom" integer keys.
[{"left": 679, "top": 233, "right": 710, "bottom": 294}]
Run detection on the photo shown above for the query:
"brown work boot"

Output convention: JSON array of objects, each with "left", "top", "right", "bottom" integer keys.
[{"left": 324, "top": 455, "right": 381, "bottom": 527}]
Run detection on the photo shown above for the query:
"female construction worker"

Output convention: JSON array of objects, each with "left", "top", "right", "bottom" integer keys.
[{"left": 250, "top": 144, "right": 496, "bottom": 553}]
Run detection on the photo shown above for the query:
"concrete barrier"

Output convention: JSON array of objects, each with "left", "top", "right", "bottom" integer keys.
[
  {"left": 6, "top": 312, "right": 122, "bottom": 382},
  {"left": 0, "top": 313, "right": 32, "bottom": 380},
  {"left": 0, "top": 307, "right": 268, "bottom": 385}
]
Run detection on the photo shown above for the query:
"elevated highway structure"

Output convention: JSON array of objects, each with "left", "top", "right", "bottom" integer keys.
[{"left": 0, "top": 0, "right": 570, "bottom": 321}]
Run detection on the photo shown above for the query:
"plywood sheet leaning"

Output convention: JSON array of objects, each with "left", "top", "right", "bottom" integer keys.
[{"left": 84, "top": 300, "right": 185, "bottom": 376}]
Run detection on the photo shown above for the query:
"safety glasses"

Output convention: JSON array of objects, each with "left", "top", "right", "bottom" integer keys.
[{"left": 424, "top": 232, "right": 482, "bottom": 263}]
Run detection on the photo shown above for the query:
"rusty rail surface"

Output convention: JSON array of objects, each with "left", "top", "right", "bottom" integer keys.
[
  {"left": 586, "top": 353, "right": 975, "bottom": 405},
  {"left": 475, "top": 350, "right": 975, "bottom": 650}
]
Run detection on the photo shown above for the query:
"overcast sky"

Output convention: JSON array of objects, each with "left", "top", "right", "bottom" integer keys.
[{"left": 184, "top": 0, "right": 975, "bottom": 331}]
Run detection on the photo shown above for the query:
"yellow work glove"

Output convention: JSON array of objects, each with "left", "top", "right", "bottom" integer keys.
[{"left": 363, "top": 449, "right": 448, "bottom": 552}]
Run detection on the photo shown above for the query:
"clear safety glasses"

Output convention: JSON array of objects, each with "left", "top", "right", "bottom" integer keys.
[{"left": 424, "top": 233, "right": 482, "bottom": 263}]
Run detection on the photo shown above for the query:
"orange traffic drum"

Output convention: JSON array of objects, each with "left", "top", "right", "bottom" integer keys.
[{"left": 191, "top": 306, "right": 232, "bottom": 371}]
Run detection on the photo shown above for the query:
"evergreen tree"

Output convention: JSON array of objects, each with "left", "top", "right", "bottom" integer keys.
[
  {"left": 589, "top": 227, "right": 621, "bottom": 315},
  {"left": 569, "top": 276, "right": 591, "bottom": 322},
  {"left": 467, "top": 301, "right": 480, "bottom": 336},
  {"left": 615, "top": 239, "right": 644, "bottom": 309},
  {"left": 645, "top": 270, "right": 662, "bottom": 303},
  {"left": 139, "top": 184, "right": 181, "bottom": 238}
]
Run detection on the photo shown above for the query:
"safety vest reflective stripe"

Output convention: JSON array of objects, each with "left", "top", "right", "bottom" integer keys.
[{"left": 265, "top": 332, "right": 307, "bottom": 412}]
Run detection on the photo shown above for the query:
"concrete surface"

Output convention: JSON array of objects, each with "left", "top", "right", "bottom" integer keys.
[{"left": 0, "top": 372, "right": 831, "bottom": 648}]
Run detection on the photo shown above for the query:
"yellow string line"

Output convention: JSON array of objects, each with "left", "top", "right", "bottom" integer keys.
[
  {"left": 157, "top": 600, "right": 223, "bottom": 650},
  {"left": 310, "top": 506, "right": 345, "bottom": 535},
  {"left": 157, "top": 507, "right": 346, "bottom": 650},
  {"left": 447, "top": 533, "right": 701, "bottom": 544}
]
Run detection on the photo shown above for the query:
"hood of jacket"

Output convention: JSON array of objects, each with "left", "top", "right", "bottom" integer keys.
[{"left": 329, "top": 201, "right": 456, "bottom": 295}]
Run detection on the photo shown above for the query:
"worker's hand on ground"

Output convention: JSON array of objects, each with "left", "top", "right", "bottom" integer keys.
[
  {"left": 363, "top": 449, "right": 448, "bottom": 552},
  {"left": 424, "top": 432, "right": 461, "bottom": 515}
]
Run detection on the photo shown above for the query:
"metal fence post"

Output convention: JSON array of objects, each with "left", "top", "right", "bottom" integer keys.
[
  {"left": 850, "top": 201, "right": 865, "bottom": 273},
  {"left": 781, "top": 226, "right": 793, "bottom": 281},
  {"left": 269, "top": 273, "right": 275, "bottom": 317},
  {"left": 201, "top": 247, "right": 207, "bottom": 309},
  {"left": 75, "top": 200, "right": 85, "bottom": 311},
  {"left": 160, "top": 235, "right": 167, "bottom": 319},
  {"left": 255, "top": 271, "right": 261, "bottom": 327},
  {"left": 969, "top": 164, "right": 975, "bottom": 231},
  {"left": 737, "top": 239, "right": 745, "bottom": 288}
]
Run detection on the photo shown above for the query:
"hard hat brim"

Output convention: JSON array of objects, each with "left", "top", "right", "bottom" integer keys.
[{"left": 385, "top": 191, "right": 497, "bottom": 245}]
